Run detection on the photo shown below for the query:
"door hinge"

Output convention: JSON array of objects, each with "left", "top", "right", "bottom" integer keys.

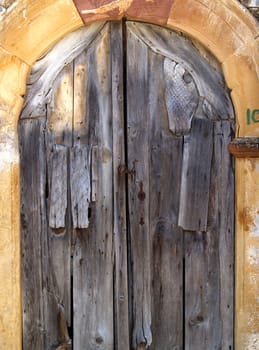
[{"left": 118, "top": 161, "right": 136, "bottom": 181}]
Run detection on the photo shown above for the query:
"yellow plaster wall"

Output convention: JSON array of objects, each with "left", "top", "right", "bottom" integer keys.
[
  {"left": 0, "top": 0, "right": 84, "bottom": 65},
  {"left": 0, "top": 1, "right": 258, "bottom": 349},
  {"left": 236, "top": 158, "right": 259, "bottom": 349},
  {"left": 0, "top": 107, "right": 21, "bottom": 349},
  {"left": 0, "top": 164, "right": 20, "bottom": 349}
]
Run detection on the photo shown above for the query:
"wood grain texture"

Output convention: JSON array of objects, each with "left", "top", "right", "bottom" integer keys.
[
  {"left": 214, "top": 121, "right": 234, "bottom": 348},
  {"left": 178, "top": 117, "right": 213, "bottom": 232},
  {"left": 127, "top": 27, "right": 152, "bottom": 349},
  {"left": 45, "top": 62, "right": 73, "bottom": 331},
  {"left": 47, "top": 63, "right": 74, "bottom": 146},
  {"left": 20, "top": 118, "right": 47, "bottom": 349},
  {"left": 111, "top": 22, "right": 130, "bottom": 350},
  {"left": 73, "top": 50, "right": 90, "bottom": 146},
  {"left": 70, "top": 146, "right": 91, "bottom": 229},
  {"left": 148, "top": 50, "right": 183, "bottom": 350},
  {"left": 21, "top": 23, "right": 105, "bottom": 120},
  {"left": 184, "top": 230, "right": 222, "bottom": 349},
  {"left": 91, "top": 145, "right": 98, "bottom": 202},
  {"left": 164, "top": 57, "right": 199, "bottom": 135},
  {"left": 184, "top": 121, "right": 234, "bottom": 349},
  {"left": 72, "top": 23, "right": 114, "bottom": 350},
  {"left": 127, "top": 22, "right": 234, "bottom": 121},
  {"left": 49, "top": 145, "right": 67, "bottom": 229}
]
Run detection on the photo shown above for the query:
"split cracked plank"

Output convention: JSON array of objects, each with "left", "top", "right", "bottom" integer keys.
[
  {"left": 148, "top": 50, "right": 184, "bottom": 350},
  {"left": 111, "top": 21, "right": 130, "bottom": 350},
  {"left": 45, "top": 62, "right": 74, "bottom": 338},
  {"left": 72, "top": 23, "right": 114, "bottom": 350},
  {"left": 127, "top": 25, "right": 152, "bottom": 349}
]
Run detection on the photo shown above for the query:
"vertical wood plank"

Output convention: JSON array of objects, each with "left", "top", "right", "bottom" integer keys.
[
  {"left": 74, "top": 50, "right": 90, "bottom": 146},
  {"left": 148, "top": 52, "right": 184, "bottom": 350},
  {"left": 20, "top": 118, "right": 46, "bottom": 349},
  {"left": 45, "top": 63, "right": 74, "bottom": 337},
  {"left": 91, "top": 145, "right": 98, "bottom": 202},
  {"left": 214, "top": 121, "right": 235, "bottom": 348},
  {"left": 111, "top": 21, "right": 130, "bottom": 350},
  {"left": 178, "top": 117, "right": 213, "bottom": 232},
  {"left": 70, "top": 145, "right": 91, "bottom": 229},
  {"left": 185, "top": 230, "right": 221, "bottom": 349},
  {"left": 127, "top": 26, "right": 152, "bottom": 349},
  {"left": 47, "top": 64, "right": 73, "bottom": 146},
  {"left": 72, "top": 24, "right": 114, "bottom": 350},
  {"left": 184, "top": 120, "right": 234, "bottom": 349},
  {"left": 49, "top": 145, "right": 68, "bottom": 229}
]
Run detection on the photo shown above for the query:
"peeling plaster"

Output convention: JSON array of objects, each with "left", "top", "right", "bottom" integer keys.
[
  {"left": 0, "top": 132, "right": 18, "bottom": 171},
  {"left": 248, "top": 247, "right": 259, "bottom": 265},
  {"left": 251, "top": 214, "right": 259, "bottom": 237},
  {"left": 245, "top": 333, "right": 259, "bottom": 350}
]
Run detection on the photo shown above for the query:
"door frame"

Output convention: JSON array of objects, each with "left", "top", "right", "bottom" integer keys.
[{"left": 0, "top": 1, "right": 258, "bottom": 349}]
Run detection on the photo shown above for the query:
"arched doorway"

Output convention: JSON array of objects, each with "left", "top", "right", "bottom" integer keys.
[
  {"left": 20, "top": 21, "right": 235, "bottom": 349},
  {"left": 0, "top": 1, "right": 258, "bottom": 349}
]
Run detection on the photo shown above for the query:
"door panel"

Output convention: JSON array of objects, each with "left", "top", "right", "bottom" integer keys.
[
  {"left": 126, "top": 22, "right": 234, "bottom": 350},
  {"left": 126, "top": 29, "right": 184, "bottom": 349},
  {"left": 20, "top": 21, "right": 234, "bottom": 350}
]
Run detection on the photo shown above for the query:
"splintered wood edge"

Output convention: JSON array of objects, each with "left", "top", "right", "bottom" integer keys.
[{"left": 228, "top": 138, "right": 259, "bottom": 158}]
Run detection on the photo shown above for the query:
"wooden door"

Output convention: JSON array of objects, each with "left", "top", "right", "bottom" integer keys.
[{"left": 19, "top": 21, "right": 235, "bottom": 350}]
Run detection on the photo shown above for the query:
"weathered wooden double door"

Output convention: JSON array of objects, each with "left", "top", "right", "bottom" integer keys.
[{"left": 20, "top": 21, "right": 235, "bottom": 349}]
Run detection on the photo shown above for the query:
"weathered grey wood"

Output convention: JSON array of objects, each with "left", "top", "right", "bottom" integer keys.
[
  {"left": 184, "top": 121, "right": 234, "bottom": 349},
  {"left": 178, "top": 117, "right": 213, "bottom": 232},
  {"left": 147, "top": 50, "right": 184, "bottom": 349},
  {"left": 21, "top": 22, "right": 106, "bottom": 120},
  {"left": 70, "top": 145, "right": 91, "bottom": 229},
  {"left": 127, "top": 26, "right": 152, "bottom": 349},
  {"left": 214, "top": 121, "right": 235, "bottom": 348},
  {"left": 49, "top": 144, "right": 67, "bottom": 229},
  {"left": 164, "top": 58, "right": 199, "bottom": 135},
  {"left": 127, "top": 22, "right": 234, "bottom": 120},
  {"left": 91, "top": 145, "right": 98, "bottom": 202},
  {"left": 20, "top": 118, "right": 46, "bottom": 349},
  {"left": 184, "top": 230, "right": 222, "bottom": 349},
  {"left": 45, "top": 62, "right": 73, "bottom": 333},
  {"left": 111, "top": 22, "right": 130, "bottom": 350},
  {"left": 72, "top": 23, "right": 114, "bottom": 350},
  {"left": 73, "top": 50, "right": 90, "bottom": 146},
  {"left": 47, "top": 63, "right": 73, "bottom": 146}
]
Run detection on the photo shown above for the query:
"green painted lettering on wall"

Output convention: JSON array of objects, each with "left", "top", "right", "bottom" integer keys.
[{"left": 247, "top": 109, "right": 259, "bottom": 125}]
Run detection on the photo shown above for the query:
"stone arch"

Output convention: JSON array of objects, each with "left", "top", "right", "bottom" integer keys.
[{"left": 0, "top": 1, "right": 258, "bottom": 349}]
